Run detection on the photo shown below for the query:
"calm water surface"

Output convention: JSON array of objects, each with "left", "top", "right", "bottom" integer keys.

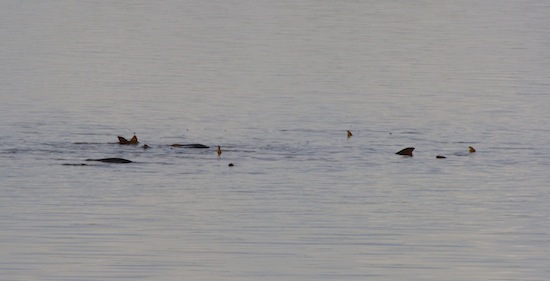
[{"left": 1, "top": 1, "right": 549, "bottom": 280}]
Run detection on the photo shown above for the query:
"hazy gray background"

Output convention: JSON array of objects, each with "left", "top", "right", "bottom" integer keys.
[{"left": 1, "top": 1, "right": 549, "bottom": 280}]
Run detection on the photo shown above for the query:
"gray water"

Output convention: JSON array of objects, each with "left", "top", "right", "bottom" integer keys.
[{"left": 1, "top": 1, "right": 549, "bottom": 280}]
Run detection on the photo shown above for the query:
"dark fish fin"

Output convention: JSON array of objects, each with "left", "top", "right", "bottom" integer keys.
[
  {"left": 118, "top": 136, "right": 129, "bottom": 144},
  {"left": 396, "top": 147, "right": 414, "bottom": 156}
]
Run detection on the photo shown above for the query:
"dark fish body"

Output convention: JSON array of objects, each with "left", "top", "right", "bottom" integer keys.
[
  {"left": 86, "top": 158, "right": 133, "bottom": 163},
  {"left": 171, "top": 143, "right": 209, "bottom": 148}
]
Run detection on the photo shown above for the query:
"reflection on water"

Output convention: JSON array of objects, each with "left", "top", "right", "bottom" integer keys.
[{"left": 1, "top": 1, "right": 549, "bottom": 280}]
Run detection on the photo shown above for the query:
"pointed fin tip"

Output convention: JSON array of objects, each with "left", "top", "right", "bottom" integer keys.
[
  {"left": 129, "top": 135, "right": 139, "bottom": 144},
  {"left": 118, "top": 136, "right": 129, "bottom": 144},
  {"left": 396, "top": 147, "right": 415, "bottom": 156},
  {"left": 118, "top": 135, "right": 139, "bottom": 145}
]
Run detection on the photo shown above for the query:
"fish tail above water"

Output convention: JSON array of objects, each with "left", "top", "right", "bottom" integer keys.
[
  {"left": 118, "top": 135, "right": 139, "bottom": 145},
  {"left": 118, "top": 136, "right": 129, "bottom": 144}
]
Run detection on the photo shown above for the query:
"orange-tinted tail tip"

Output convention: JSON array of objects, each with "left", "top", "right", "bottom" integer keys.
[
  {"left": 469, "top": 146, "right": 476, "bottom": 153},
  {"left": 129, "top": 135, "right": 139, "bottom": 144},
  {"left": 217, "top": 146, "right": 222, "bottom": 157}
]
